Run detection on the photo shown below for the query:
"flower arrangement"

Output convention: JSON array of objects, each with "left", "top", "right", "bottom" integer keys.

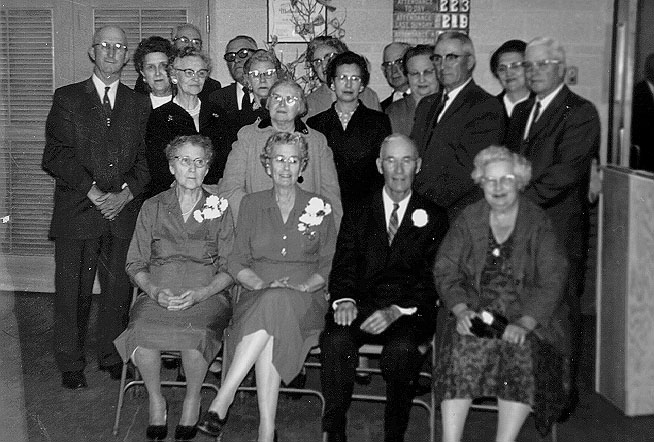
[
  {"left": 411, "top": 209, "right": 429, "bottom": 227},
  {"left": 193, "top": 195, "right": 228, "bottom": 223},
  {"left": 298, "top": 197, "right": 332, "bottom": 235}
]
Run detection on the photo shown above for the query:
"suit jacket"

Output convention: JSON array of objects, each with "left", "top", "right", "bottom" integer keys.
[
  {"left": 206, "top": 82, "right": 266, "bottom": 147},
  {"left": 496, "top": 90, "right": 535, "bottom": 121},
  {"left": 433, "top": 197, "right": 570, "bottom": 354},
  {"left": 385, "top": 94, "right": 424, "bottom": 137},
  {"left": 307, "top": 102, "right": 392, "bottom": 212},
  {"left": 411, "top": 80, "right": 505, "bottom": 217},
  {"left": 631, "top": 80, "right": 654, "bottom": 171},
  {"left": 134, "top": 73, "right": 221, "bottom": 102},
  {"left": 42, "top": 78, "right": 150, "bottom": 240},
  {"left": 381, "top": 93, "right": 394, "bottom": 111},
  {"left": 329, "top": 190, "right": 449, "bottom": 326},
  {"left": 305, "top": 83, "right": 382, "bottom": 119},
  {"left": 145, "top": 99, "right": 230, "bottom": 198},
  {"left": 505, "top": 85, "right": 600, "bottom": 256}
]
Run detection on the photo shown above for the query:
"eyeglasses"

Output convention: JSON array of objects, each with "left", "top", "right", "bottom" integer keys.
[
  {"left": 174, "top": 68, "right": 210, "bottom": 79},
  {"left": 481, "top": 174, "right": 516, "bottom": 188},
  {"left": 381, "top": 58, "right": 403, "bottom": 70},
  {"left": 430, "top": 53, "right": 468, "bottom": 65},
  {"left": 407, "top": 68, "right": 436, "bottom": 80},
  {"left": 310, "top": 52, "right": 336, "bottom": 68},
  {"left": 270, "top": 94, "right": 300, "bottom": 106},
  {"left": 272, "top": 155, "right": 301, "bottom": 165},
  {"left": 142, "top": 62, "right": 168, "bottom": 73},
  {"left": 523, "top": 59, "right": 561, "bottom": 72},
  {"left": 173, "top": 36, "right": 202, "bottom": 47},
  {"left": 382, "top": 157, "right": 418, "bottom": 167},
  {"left": 174, "top": 156, "right": 209, "bottom": 168},
  {"left": 224, "top": 48, "right": 253, "bottom": 62},
  {"left": 248, "top": 69, "right": 277, "bottom": 80},
  {"left": 496, "top": 61, "right": 525, "bottom": 74},
  {"left": 335, "top": 74, "right": 362, "bottom": 84},
  {"left": 93, "top": 41, "right": 128, "bottom": 52}
]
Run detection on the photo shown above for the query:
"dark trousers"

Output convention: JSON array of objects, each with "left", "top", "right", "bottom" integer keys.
[
  {"left": 54, "top": 232, "right": 131, "bottom": 372},
  {"left": 320, "top": 311, "right": 431, "bottom": 442}
]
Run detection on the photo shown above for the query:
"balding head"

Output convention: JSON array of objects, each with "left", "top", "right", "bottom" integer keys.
[
  {"left": 171, "top": 23, "right": 202, "bottom": 50},
  {"left": 89, "top": 26, "right": 129, "bottom": 83},
  {"left": 377, "top": 134, "right": 422, "bottom": 202},
  {"left": 382, "top": 42, "right": 411, "bottom": 90}
]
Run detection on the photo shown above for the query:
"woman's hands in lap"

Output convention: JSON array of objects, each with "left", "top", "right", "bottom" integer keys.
[
  {"left": 502, "top": 324, "right": 528, "bottom": 345},
  {"left": 153, "top": 287, "right": 205, "bottom": 310},
  {"left": 453, "top": 307, "right": 476, "bottom": 336}
]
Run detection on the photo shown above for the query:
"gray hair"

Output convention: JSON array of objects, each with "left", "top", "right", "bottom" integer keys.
[
  {"left": 471, "top": 145, "right": 531, "bottom": 190},
  {"left": 436, "top": 31, "right": 475, "bottom": 57},
  {"left": 164, "top": 134, "right": 214, "bottom": 165},
  {"left": 526, "top": 37, "right": 566, "bottom": 63},
  {"left": 171, "top": 47, "right": 212, "bottom": 75},
  {"left": 260, "top": 132, "right": 309, "bottom": 173},
  {"left": 379, "top": 133, "right": 419, "bottom": 159},
  {"left": 171, "top": 23, "right": 201, "bottom": 41},
  {"left": 243, "top": 49, "right": 283, "bottom": 76},
  {"left": 268, "top": 79, "right": 308, "bottom": 119}
]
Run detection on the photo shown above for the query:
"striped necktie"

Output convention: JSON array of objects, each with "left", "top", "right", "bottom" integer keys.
[
  {"left": 525, "top": 101, "right": 541, "bottom": 139},
  {"left": 388, "top": 203, "right": 399, "bottom": 245},
  {"left": 103, "top": 86, "right": 112, "bottom": 127}
]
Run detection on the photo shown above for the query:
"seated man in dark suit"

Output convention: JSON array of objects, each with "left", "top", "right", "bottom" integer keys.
[
  {"left": 134, "top": 23, "right": 221, "bottom": 101},
  {"left": 206, "top": 35, "right": 260, "bottom": 147},
  {"left": 320, "top": 134, "right": 449, "bottom": 442},
  {"left": 411, "top": 31, "right": 505, "bottom": 220}
]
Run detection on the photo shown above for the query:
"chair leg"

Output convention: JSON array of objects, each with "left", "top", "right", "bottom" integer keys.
[{"left": 112, "top": 362, "right": 129, "bottom": 436}]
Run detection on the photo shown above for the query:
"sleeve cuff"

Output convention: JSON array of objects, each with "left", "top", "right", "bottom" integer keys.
[
  {"left": 332, "top": 298, "right": 356, "bottom": 311},
  {"left": 392, "top": 305, "right": 417, "bottom": 316}
]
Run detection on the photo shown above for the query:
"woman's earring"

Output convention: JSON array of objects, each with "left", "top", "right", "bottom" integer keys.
[
  {"left": 297, "top": 175, "right": 304, "bottom": 184},
  {"left": 171, "top": 78, "right": 178, "bottom": 84}
]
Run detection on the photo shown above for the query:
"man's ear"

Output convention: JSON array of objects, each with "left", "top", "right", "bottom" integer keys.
[
  {"left": 415, "top": 157, "right": 422, "bottom": 174},
  {"left": 466, "top": 54, "right": 476, "bottom": 72},
  {"left": 376, "top": 157, "right": 384, "bottom": 175},
  {"left": 88, "top": 46, "right": 95, "bottom": 63}
]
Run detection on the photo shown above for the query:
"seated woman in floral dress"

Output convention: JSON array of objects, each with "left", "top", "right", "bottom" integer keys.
[
  {"left": 433, "top": 146, "right": 570, "bottom": 442},
  {"left": 198, "top": 132, "right": 337, "bottom": 442}
]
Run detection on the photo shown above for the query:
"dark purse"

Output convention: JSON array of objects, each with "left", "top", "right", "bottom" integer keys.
[{"left": 469, "top": 310, "right": 508, "bottom": 339}]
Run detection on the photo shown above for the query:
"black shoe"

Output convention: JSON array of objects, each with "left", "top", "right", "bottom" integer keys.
[
  {"left": 146, "top": 402, "right": 168, "bottom": 440},
  {"left": 61, "top": 370, "right": 87, "bottom": 389},
  {"left": 354, "top": 373, "right": 371, "bottom": 385},
  {"left": 197, "top": 410, "right": 228, "bottom": 437},
  {"left": 174, "top": 406, "right": 201, "bottom": 441},
  {"left": 99, "top": 362, "right": 132, "bottom": 380},
  {"left": 325, "top": 431, "right": 347, "bottom": 442}
]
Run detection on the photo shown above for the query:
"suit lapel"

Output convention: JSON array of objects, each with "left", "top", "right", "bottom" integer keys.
[
  {"left": 82, "top": 78, "right": 105, "bottom": 128},
  {"left": 371, "top": 193, "right": 390, "bottom": 250},
  {"left": 438, "top": 81, "right": 474, "bottom": 125},
  {"left": 525, "top": 86, "right": 569, "bottom": 145}
]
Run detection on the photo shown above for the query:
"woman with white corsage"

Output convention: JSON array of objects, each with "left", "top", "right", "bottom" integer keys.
[
  {"left": 198, "top": 132, "right": 337, "bottom": 442},
  {"left": 115, "top": 134, "right": 234, "bottom": 441}
]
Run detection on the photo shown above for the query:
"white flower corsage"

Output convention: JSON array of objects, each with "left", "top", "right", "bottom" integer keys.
[
  {"left": 193, "top": 195, "right": 228, "bottom": 223},
  {"left": 411, "top": 208, "right": 428, "bottom": 227},
  {"left": 298, "top": 197, "right": 332, "bottom": 235}
]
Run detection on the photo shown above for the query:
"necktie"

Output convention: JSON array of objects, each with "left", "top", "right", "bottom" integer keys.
[
  {"left": 241, "top": 86, "right": 251, "bottom": 111},
  {"left": 103, "top": 86, "right": 112, "bottom": 127},
  {"left": 388, "top": 203, "right": 399, "bottom": 245},
  {"left": 525, "top": 101, "right": 541, "bottom": 139},
  {"left": 435, "top": 92, "right": 449, "bottom": 122}
]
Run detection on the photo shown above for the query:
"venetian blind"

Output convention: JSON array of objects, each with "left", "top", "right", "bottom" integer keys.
[
  {"left": 0, "top": 8, "right": 54, "bottom": 255},
  {"left": 94, "top": 8, "right": 188, "bottom": 88}
]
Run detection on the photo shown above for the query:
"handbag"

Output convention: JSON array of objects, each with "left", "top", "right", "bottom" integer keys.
[{"left": 469, "top": 310, "right": 508, "bottom": 339}]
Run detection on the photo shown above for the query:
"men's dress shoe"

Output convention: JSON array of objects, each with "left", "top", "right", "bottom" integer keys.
[
  {"left": 61, "top": 371, "right": 87, "bottom": 389},
  {"left": 197, "top": 410, "right": 228, "bottom": 437},
  {"left": 174, "top": 406, "right": 201, "bottom": 440},
  {"left": 99, "top": 362, "right": 132, "bottom": 380},
  {"left": 146, "top": 402, "right": 168, "bottom": 440}
]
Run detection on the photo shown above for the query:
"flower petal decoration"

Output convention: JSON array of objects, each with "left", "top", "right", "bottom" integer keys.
[
  {"left": 193, "top": 210, "right": 203, "bottom": 223},
  {"left": 411, "top": 209, "right": 428, "bottom": 227}
]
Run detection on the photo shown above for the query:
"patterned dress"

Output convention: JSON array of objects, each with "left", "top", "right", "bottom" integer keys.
[{"left": 436, "top": 229, "right": 568, "bottom": 435}]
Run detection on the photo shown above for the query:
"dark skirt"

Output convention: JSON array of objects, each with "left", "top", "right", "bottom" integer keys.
[{"left": 113, "top": 291, "right": 232, "bottom": 364}]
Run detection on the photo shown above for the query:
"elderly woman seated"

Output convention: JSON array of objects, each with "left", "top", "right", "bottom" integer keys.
[
  {"left": 433, "top": 146, "right": 570, "bottom": 442},
  {"left": 114, "top": 134, "right": 234, "bottom": 441},
  {"left": 198, "top": 132, "right": 337, "bottom": 442}
]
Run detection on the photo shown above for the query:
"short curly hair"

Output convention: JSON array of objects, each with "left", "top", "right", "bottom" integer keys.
[
  {"left": 170, "top": 47, "right": 212, "bottom": 75},
  {"left": 260, "top": 132, "right": 309, "bottom": 173},
  {"left": 268, "top": 79, "right": 308, "bottom": 119},
  {"left": 306, "top": 36, "right": 348, "bottom": 65},
  {"left": 243, "top": 49, "right": 283, "bottom": 77},
  {"left": 471, "top": 145, "right": 531, "bottom": 190},
  {"left": 326, "top": 51, "right": 370, "bottom": 88},
  {"left": 164, "top": 134, "right": 214, "bottom": 166},
  {"left": 402, "top": 44, "right": 434, "bottom": 75},
  {"left": 133, "top": 36, "right": 174, "bottom": 74}
]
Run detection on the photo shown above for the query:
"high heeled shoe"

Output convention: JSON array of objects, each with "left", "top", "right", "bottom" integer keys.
[
  {"left": 196, "top": 409, "right": 228, "bottom": 437},
  {"left": 146, "top": 401, "right": 168, "bottom": 440},
  {"left": 174, "top": 406, "right": 201, "bottom": 441}
]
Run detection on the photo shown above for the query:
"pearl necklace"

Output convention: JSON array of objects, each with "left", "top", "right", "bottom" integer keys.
[{"left": 180, "top": 192, "right": 202, "bottom": 217}]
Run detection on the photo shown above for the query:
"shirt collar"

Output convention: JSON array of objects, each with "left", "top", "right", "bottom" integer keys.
[
  {"left": 257, "top": 117, "right": 309, "bottom": 134},
  {"left": 536, "top": 83, "right": 564, "bottom": 112},
  {"left": 444, "top": 77, "right": 471, "bottom": 101},
  {"left": 235, "top": 82, "right": 255, "bottom": 111},
  {"left": 92, "top": 74, "right": 119, "bottom": 107},
  {"left": 382, "top": 187, "right": 411, "bottom": 227}
]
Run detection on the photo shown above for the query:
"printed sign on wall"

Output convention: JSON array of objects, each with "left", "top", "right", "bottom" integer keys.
[{"left": 393, "top": 0, "right": 470, "bottom": 45}]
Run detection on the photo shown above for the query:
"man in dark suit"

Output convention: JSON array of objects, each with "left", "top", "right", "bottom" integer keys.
[
  {"left": 207, "top": 35, "right": 259, "bottom": 146},
  {"left": 320, "top": 134, "right": 449, "bottom": 442},
  {"left": 505, "top": 36, "right": 600, "bottom": 419},
  {"left": 411, "top": 31, "right": 505, "bottom": 219},
  {"left": 380, "top": 42, "right": 410, "bottom": 111},
  {"left": 134, "top": 23, "right": 221, "bottom": 101},
  {"left": 42, "top": 25, "right": 150, "bottom": 389},
  {"left": 631, "top": 53, "right": 654, "bottom": 172}
]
